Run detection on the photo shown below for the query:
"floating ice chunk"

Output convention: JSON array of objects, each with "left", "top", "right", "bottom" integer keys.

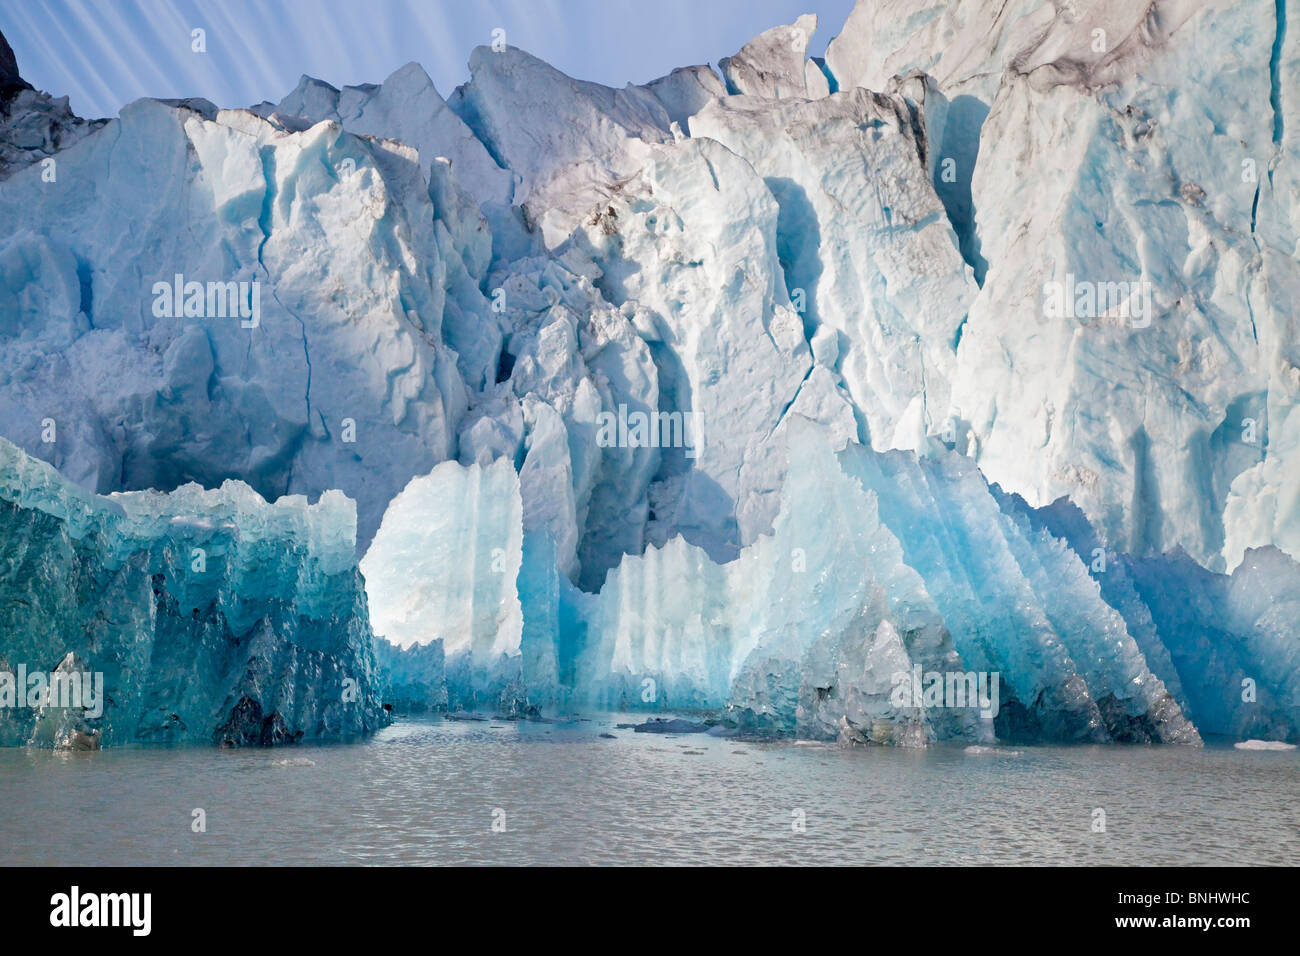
[{"left": 624, "top": 718, "right": 710, "bottom": 734}]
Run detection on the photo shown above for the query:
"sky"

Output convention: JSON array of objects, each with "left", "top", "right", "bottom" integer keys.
[{"left": 1, "top": 0, "right": 857, "bottom": 118}]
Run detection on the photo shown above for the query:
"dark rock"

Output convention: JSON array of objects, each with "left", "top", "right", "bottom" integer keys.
[
  {"left": 215, "top": 696, "right": 303, "bottom": 747},
  {"left": 0, "top": 30, "right": 32, "bottom": 98}
]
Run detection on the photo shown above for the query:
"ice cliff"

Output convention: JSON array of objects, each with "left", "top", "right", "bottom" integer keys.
[
  {"left": 0, "top": 436, "right": 388, "bottom": 747},
  {"left": 1, "top": 0, "right": 1298, "bottom": 745},
  {"left": 373, "top": 424, "right": 1267, "bottom": 745}
]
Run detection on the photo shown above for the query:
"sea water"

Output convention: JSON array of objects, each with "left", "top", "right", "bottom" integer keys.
[{"left": 0, "top": 715, "right": 1295, "bottom": 866}]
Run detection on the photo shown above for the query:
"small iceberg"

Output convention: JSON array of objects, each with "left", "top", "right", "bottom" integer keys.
[
  {"left": 1234, "top": 740, "right": 1297, "bottom": 751},
  {"left": 619, "top": 717, "right": 711, "bottom": 734}
]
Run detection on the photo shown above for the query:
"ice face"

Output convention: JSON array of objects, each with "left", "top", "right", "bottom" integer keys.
[
  {"left": 4, "top": 1, "right": 1295, "bottom": 581},
  {"left": 719, "top": 425, "right": 976, "bottom": 744},
  {"left": 0, "top": 97, "right": 470, "bottom": 549},
  {"left": 3, "top": 2, "right": 1299, "bottom": 747},
  {"left": 1101, "top": 546, "right": 1300, "bottom": 743},
  {"left": 566, "top": 135, "right": 814, "bottom": 562},
  {"left": 363, "top": 428, "right": 974, "bottom": 742},
  {"left": 949, "top": 1, "right": 1294, "bottom": 572},
  {"left": 689, "top": 86, "right": 977, "bottom": 453},
  {"left": 1007, "top": 494, "right": 1300, "bottom": 742},
  {"left": 0, "top": 437, "right": 388, "bottom": 748},
  {"left": 359, "top": 457, "right": 524, "bottom": 716},
  {"left": 360, "top": 424, "right": 1221, "bottom": 745},
  {"left": 448, "top": 45, "right": 675, "bottom": 248},
  {"left": 373, "top": 638, "right": 448, "bottom": 715},
  {"left": 823, "top": 0, "right": 1300, "bottom": 573},
  {"left": 262, "top": 63, "right": 513, "bottom": 210},
  {"left": 840, "top": 440, "right": 1197, "bottom": 743},
  {"left": 456, "top": 258, "right": 664, "bottom": 591}
]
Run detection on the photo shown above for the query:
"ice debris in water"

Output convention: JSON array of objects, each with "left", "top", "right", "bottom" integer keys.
[{"left": 964, "top": 746, "right": 1022, "bottom": 756}]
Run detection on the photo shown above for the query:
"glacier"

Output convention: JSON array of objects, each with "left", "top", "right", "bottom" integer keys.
[
  {"left": 1, "top": 0, "right": 1299, "bottom": 747},
  {"left": 0, "top": 436, "right": 388, "bottom": 747},
  {"left": 374, "top": 422, "right": 1265, "bottom": 745}
]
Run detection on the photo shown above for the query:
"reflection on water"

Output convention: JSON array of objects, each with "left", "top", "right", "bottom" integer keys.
[{"left": 1, "top": 715, "right": 1296, "bottom": 865}]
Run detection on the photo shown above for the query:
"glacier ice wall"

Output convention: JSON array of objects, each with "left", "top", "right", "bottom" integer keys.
[
  {"left": 2, "top": 1, "right": 1300, "bottom": 746},
  {"left": 373, "top": 637, "right": 448, "bottom": 715},
  {"left": 0, "top": 437, "right": 388, "bottom": 747},
  {"left": 860, "top": 0, "right": 1300, "bottom": 573},
  {"left": 1018, "top": 493, "right": 1300, "bottom": 742},
  {"left": 369, "top": 424, "right": 1251, "bottom": 744},
  {"left": 0, "top": 96, "right": 469, "bottom": 549},
  {"left": 359, "top": 457, "right": 528, "bottom": 711},
  {"left": 5, "top": 1, "right": 1296, "bottom": 578},
  {"left": 1125, "top": 547, "right": 1300, "bottom": 742},
  {"left": 688, "top": 85, "right": 976, "bottom": 452}
]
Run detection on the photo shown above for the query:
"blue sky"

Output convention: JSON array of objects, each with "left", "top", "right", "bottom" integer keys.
[{"left": 1, "top": 0, "right": 856, "bottom": 118}]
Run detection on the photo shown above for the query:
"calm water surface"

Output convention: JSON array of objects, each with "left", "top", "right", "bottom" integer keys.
[{"left": 1, "top": 715, "right": 1296, "bottom": 865}]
